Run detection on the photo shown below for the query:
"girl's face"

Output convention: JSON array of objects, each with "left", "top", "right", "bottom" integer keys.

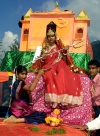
[
  {"left": 17, "top": 70, "right": 27, "bottom": 81},
  {"left": 47, "top": 34, "right": 56, "bottom": 45}
]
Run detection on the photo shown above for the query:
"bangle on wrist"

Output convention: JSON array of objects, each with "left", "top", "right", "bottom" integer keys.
[
  {"left": 36, "top": 78, "right": 39, "bottom": 80},
  {"left": 41, "top": 59, "right": 44, "bottom": 62},
  {"left": 63, "top": 52, "right": 67, "bottom": 55},
  {"left": 34, "top": 81, "right": 38, "bottom": 84},
  {"left": 34, "top": 80, "right": 38, "bottom": 83},
  {"left": 34, "top": 80, "right": 38, "bottom": 84},
  {"left": 35, "top": 78, "right": 39, "bottom": 82}
]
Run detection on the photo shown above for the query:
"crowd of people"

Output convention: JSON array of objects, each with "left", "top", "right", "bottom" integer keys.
[{"left": 3, "top": 28, "right": 100, "bottom": 136}]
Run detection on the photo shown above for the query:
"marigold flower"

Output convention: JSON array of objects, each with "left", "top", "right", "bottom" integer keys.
[
  {"left": 45, "top": 116, "right": 51, "bottom": 124},
  {"left": 50, "top": 117, "right": 60, "bottom": 124},
  {"left": 59, "top": 118, "right": 63, "bottom": 122},
  {"left": 53, "top": 109, "right": 60, "bottom": 115}
]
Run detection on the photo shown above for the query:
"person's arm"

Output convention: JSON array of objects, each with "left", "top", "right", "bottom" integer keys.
[
  {"left": 73, "top": 125, "right": 88, "bottom": 131},
  {"left": 91, "top": 85, "right": 100, "bottom": 100},
  {"left": 40, "top": 49, "right": 48, "bottom": 60},
  {"left": 27, "top": 90, "right": 32, "bottom": 103},
  {"left": 62, "top": 45, "right": 69, "bottom": 62},
  {"left": 86, "top": 115, "right": 100, "bottom": 130},
  {"left": 73, "top": 115, "right": 100, "bottom": 131},
  {"left": 23, "top": 69, "right": 44, "bottom": 92}
]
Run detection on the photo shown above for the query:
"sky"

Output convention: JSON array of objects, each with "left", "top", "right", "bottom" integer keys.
[{"left": 0, "top": 0, "right": 100, "bottom": 48}]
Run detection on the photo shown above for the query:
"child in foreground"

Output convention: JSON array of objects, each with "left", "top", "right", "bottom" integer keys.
[{"left": 3, "top": 65, "right": 46, "bottom": 123}]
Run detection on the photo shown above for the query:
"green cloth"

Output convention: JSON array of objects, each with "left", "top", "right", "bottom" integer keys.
[
  {"left": 0, "top": 51, "right": 35, "bottom": 71},
  {"left": 0, "top": 51, "right": 91, "bottom": 72},
  {"left": 71, "top": 53, "right": 91, "bottom": 70}
]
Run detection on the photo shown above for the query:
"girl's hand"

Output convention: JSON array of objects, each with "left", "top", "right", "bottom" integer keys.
[
  {"left": 41, "top": 53, "right": 48, "bottom": 59},
  {"left": 37, "top": 69, "right": 44, "bottom": 76},
  {"left": 65, "top": 45, "right": 69, "bottom": 50}
]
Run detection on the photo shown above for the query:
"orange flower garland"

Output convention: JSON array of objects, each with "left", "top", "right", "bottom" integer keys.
[{"left": 45, "top": 109, "right": 63, "bottom": 127}]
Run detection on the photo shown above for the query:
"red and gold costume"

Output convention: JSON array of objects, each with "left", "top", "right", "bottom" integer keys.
[{"left": 30, "top": 29, "right": 87, "bottom": 107}]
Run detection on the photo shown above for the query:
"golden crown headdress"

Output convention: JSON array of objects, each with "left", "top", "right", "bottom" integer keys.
[{"left": 47, "top": 29, "right": 55, "bottom": 36}]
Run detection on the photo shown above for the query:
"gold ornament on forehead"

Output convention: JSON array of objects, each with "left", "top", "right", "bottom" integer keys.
[{"left": 47, "top": 29, "right": 55, "bottom": 36}]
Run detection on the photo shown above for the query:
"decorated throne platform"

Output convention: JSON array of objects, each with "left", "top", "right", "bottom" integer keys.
[{"left": 0, "top": 118, "right": 87, "bottom": 136}]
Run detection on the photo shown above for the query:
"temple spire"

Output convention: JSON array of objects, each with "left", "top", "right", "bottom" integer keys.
[{"left": 55, "top": 1, "right": 59, "bottom": 8}]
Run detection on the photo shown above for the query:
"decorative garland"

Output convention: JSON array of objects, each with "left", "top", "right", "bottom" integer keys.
[
  {"left": 45, "top": 128, "right": 66, "bottom": 135},
  {"left": 45, "top": 109, "right": 63, "bottom": 127},
  {"left": 29, "top": 126, "right": 41, "bottom": 132},
  {"left": 29, "top": 127, "right": 66, "bottom": 135}
]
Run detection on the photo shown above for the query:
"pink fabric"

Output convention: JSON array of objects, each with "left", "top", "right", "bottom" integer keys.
[
  {"left": 60, "top": 74, "right": 92, "bottom": 125},
  {"left": 25, "top": 73, "right": 52, "bottom": 114},
  {"left": 92, "top": 73, "right": 100, "bottom": 106},
  {"left": 10, "top": 99, "right": 33, "bottom": 118},
  {"left": 25, "top": 73, "right": 92, "bottom": 125}
]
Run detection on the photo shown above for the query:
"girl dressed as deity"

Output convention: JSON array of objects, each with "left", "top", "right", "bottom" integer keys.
[
  {"left": 31, "top": 29, "right": 84, "bottom": 108},
  {"left": 28, "top": 25, "right": 92, "bottom": 126}
]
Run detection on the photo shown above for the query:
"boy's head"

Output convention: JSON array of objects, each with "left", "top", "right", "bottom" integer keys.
[{"left": 88, "top": 60, "right": 100, "bottom": 78}]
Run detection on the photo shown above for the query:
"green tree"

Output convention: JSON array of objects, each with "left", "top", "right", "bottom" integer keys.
[
  {"left": 0, "top": 38, "right": 19, "bottom": 68},
  {"left": 9, "top": 38, "right": 19, "bottom": 51},
  {"left": 91, "top": 40, "right": 100, "bottom": 62},
  {"left": 0, "top": 41, "right": 4, "bottom": 66}
]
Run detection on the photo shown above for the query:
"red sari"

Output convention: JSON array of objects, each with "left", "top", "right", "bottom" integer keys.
[{"left": 41, "top": 45, "right": 83, "bottom": 106}]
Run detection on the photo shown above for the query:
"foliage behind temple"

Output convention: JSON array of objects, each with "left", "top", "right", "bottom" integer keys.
[{"left": 91, "top": 40, "right": 100, "bottom": 62}]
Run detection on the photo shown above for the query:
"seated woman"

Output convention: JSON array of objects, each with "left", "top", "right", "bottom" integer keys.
[
  {"left": 31, "top": 29, "right": 84, "bottom": 108},
  {"left": 3, "top": 65, "right": 46, "bottom": 123},
  {"left": 26, "top": 28, "right": 92, "bottom": 125}
]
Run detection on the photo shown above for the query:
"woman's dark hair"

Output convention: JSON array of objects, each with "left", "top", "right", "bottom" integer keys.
[
  {"left": 15, "top": 65, "right": 27, "bottom": 74},
  {"left": 88, "top": 60, "right": 100, "bottom": 68}
]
